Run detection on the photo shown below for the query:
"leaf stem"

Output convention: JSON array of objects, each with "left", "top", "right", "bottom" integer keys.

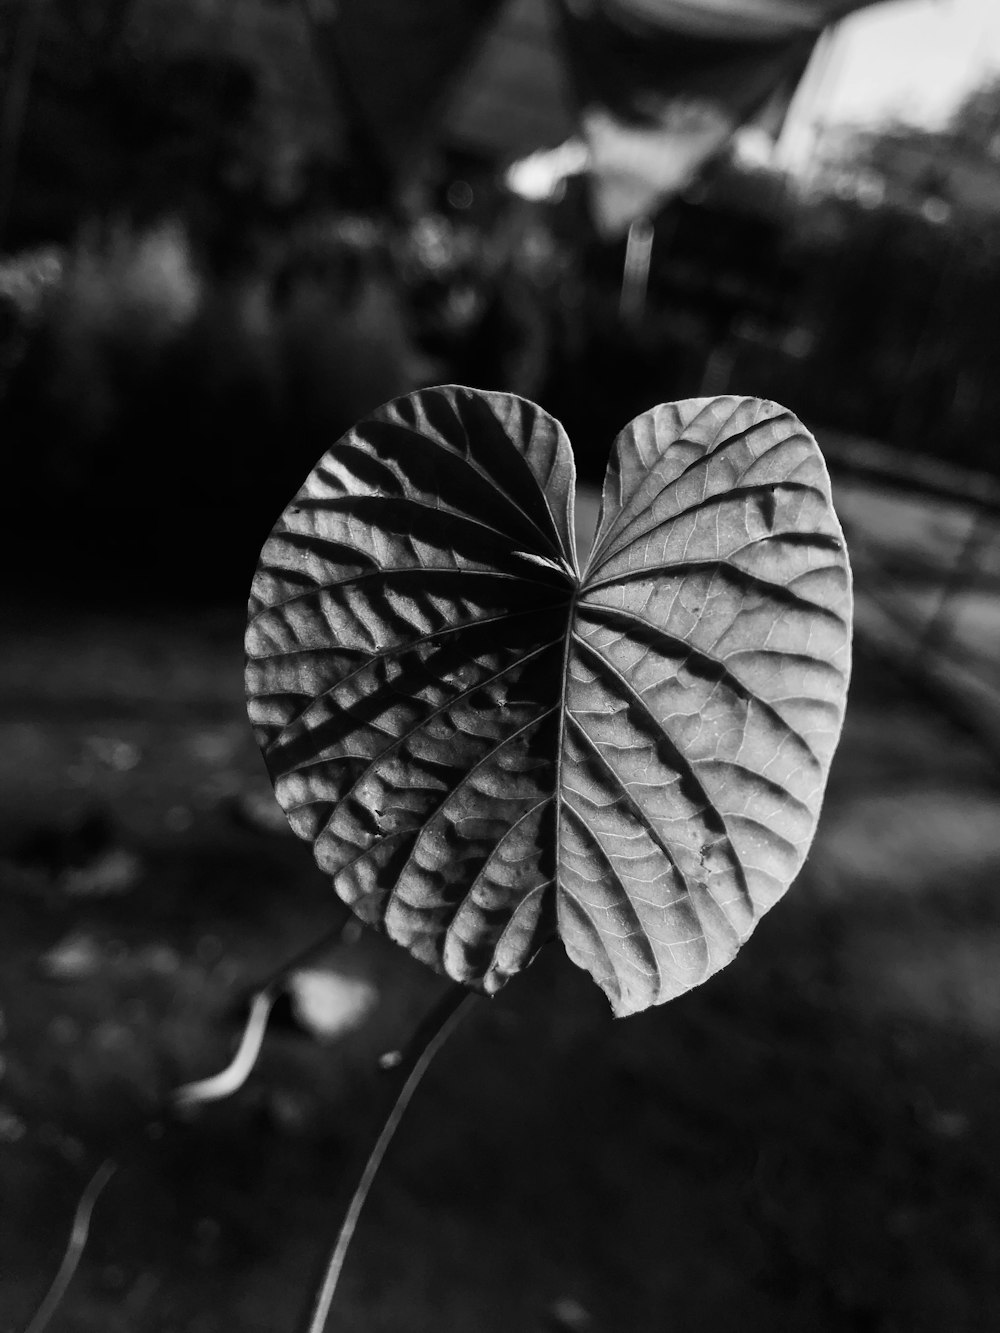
[{"left": 300, "top": 985, "right": 476, "bottom": 1333}]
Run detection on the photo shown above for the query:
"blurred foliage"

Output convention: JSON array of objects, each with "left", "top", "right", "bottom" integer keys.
[
  {"left": 2, "top": 5, "right": 1000, "bottom": 607},
  {"left": 732, "top": 76, "right": 1000, "bottom": 471},
  {"left": 817, "top": 75, "right": 1000, "bottom": 219},
  {"left": 750, "top": 195, "right": 1000, "bottom": 472},
  {"left": 0, "top": 0, "right": 338, "bottom": 255}
]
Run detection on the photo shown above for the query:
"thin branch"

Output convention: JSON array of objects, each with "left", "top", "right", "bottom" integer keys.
[
  {"left": 175, "top": 910, "right": 376, "bottom": 1110},
  {"left": 301, "top": 985, "right": 477, "bottom": 1333},
  {"left": 22, "top": 1157, "right": 116, "bottom": 1333},
  {"left": 172, "top": 986, "right": 277, "bottom": 1110}
]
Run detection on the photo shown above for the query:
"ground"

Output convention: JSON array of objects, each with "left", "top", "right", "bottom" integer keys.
[{"left": 2, "top": 479, "right": 999, "bottom": 1333}]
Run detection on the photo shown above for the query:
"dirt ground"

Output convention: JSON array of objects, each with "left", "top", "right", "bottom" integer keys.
[{"left": 2, "top": 483, "right": 1000, "bottom": 1333}]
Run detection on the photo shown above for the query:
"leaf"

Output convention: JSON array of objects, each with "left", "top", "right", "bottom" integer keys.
[{"left": 246, "top": 388, "right": 851, "bottom": 1016}]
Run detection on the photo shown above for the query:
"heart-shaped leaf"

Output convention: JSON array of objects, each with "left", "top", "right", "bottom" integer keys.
[{"left": 246, "top": 388, "right": 851, "bottom": 1015}]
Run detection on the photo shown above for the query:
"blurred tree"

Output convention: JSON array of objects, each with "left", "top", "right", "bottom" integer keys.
[
  {"left": 822, "top": 72, "right": 1000, "bottom": 221},
  {"left": 0, "top": 0, "right": 340, "bottom": 254}
]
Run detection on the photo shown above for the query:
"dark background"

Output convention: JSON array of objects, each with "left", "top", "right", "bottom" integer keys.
[{"left": 1, "top": 2, "right": 1000, "bottom": 1331}]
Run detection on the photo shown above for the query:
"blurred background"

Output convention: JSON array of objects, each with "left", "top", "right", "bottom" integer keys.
[{"left": 2, "top": 1, "right": 1000, "bottom": 1330}]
